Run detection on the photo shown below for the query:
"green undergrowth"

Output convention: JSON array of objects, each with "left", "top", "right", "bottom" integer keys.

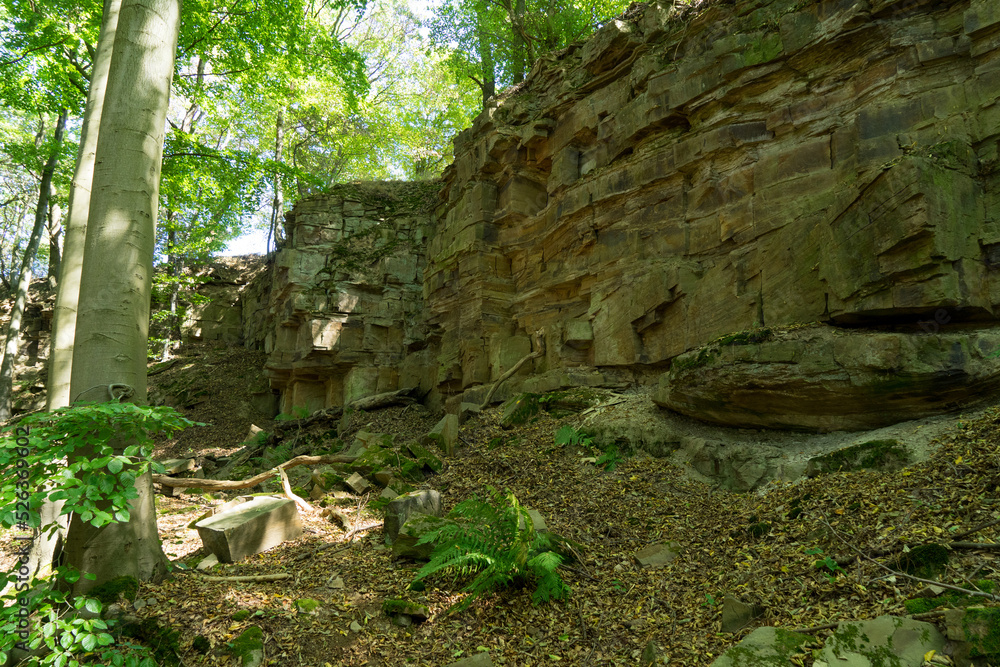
[
  {"left": 904, "top": 580, "right": 996, "bottom": 615},
  {"left": 412, "top": 487, "right": 572, "bottom": 612}
]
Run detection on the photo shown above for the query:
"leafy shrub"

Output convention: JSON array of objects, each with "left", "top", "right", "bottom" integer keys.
[
  {"left": 0, "top": 402, "right": 199, "bottom": 666},
  {"left": 412, "top": 487, "right": 570, "bottom": 611}
]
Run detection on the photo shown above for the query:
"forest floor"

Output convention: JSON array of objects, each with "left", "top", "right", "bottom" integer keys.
[{"left": 5, "top": 341, "right": 1000, "bottom": 666}]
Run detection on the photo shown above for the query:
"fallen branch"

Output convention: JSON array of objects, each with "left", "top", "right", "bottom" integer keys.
[
  {"left": 480, "top": 330, "right": 545, "bottom": 409},
  {"left": 949, "top": 541, "right": 1000, "bottom": 551},
  {"left": 153, "top": 452, "right": 357, "bottom": 490},
  {"left": 278, "top": 466, "right": 313, "bottom": 513},
  {"left": 951, "top": 518, "right": 1000, "bottom": 541},
  {"left": 189, "top": 573, "right": 291, "bottom": 582},
  {"left": 820, "top": 519, "right": 1000, "bottom": 602}
]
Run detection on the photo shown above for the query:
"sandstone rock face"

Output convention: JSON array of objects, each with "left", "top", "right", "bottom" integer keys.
[
  {"left": 258, "top": 0, "right": 1000, "bottom": 432},
  {"left": 260, "top": 183, "right": 439, "bottom": 414},
  {"left": 431, "top": 0, "right": 1000, "bottom": 397},
  {"left": 655, "top": 325, "right": 1000, "bottom": 431}
]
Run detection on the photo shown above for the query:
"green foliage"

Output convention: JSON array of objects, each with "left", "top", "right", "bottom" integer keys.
[
  {"left": 555, "top": 426, "right": 621, "bottom": 470},
  {"left": 412, "top": 487, "right": 570, "bottom": 611},
  {"left": 0, "top": 402, "right": 199, "bottom": 667},
  {"left": 275, "top": 406, "right": 310, "bottom": 422},
  {"left": 0, "top": 402, "right": 202, "bottom": 530},
  {"left": 805, "top": 547, "right": 844, "bottom": 583},
  {"left": 426, "top": 0, "right": 630, "bottom": 108}
]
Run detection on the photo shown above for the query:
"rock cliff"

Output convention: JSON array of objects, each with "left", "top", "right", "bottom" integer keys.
[{"left": 259, "top": 0, "right": 1000, "bottom": 431}]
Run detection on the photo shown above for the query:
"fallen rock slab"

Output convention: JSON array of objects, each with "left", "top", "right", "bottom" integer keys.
[
  {"left": 195, "top": 496, "right": 302, "bottom": 563},
  {"left": 814, "top": 615, "right": 945, "bottom": 667},
  {"left": 634, "top": 542, "right": 681, "bottom": 568},
  {"left": 384, "top": 489, "right": 442, "bottom": 544},
  {"left": 710, "top": 627, "right": 812, "bottom": 666}
]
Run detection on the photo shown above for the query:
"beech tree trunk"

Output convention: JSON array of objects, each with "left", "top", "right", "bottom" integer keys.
[
  {"left": 47, "top": 0, "right": 122, "bottom": 411},
  {"left": 65, "top": 0, "right": 180, "bottom": 595},
  {"left": 0, "top": 109, "right": 68, "bottom": 422}
]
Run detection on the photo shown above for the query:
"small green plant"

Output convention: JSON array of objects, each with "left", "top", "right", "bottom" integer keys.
[
  {"left": 805, "top": 547, "right": 844, "bottom": 582},
  {"left": 595, "top": 444, "right": 622, "bottom": 471},
  {"left": 412, "top": 487, "right": 571, "bottom": 611},
  {"left": 555, "top": 426, "right": 622, "bottom": 470},
  {"left": 554, "top": 425, "right": 592, "bottom": 448},
  {"left": 703, "top": 593, "right": 717, "bottom": 607},
  {"left": 274, "top": 406, "right": 310, "bottom": 421}
]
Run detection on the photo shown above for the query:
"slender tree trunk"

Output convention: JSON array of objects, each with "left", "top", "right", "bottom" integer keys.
[
  {"left": 48, "top": 0, "right": 122, "bottom": 411},
  {"left": 47, "top": 199, "right": 62, "bottom": 289},
  {"left": 267, "top": 108, "right": 284, "bottom": 252},
  {"left": 161, "top": 223, "right": 179, "bottom": 361},
  {"left": 476, "top": 3, "right": 496, "bottom": 108},
  {"left": 511, "top": 0, "right": 528, "bottom": 83},
  {"left": 26, "top": 0, "right": 123, "bottom": 594},
  {"left": 0, "top": 109, "right": 68, "bottom": 422},
  {"left": 65, "top": 0, "right": 180, "bottom": 595}
]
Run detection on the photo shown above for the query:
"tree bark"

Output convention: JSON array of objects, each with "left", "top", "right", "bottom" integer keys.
[
  {"left": 161, "top": 222, "right": 180, "bottom": 361},
  {"left": 65, "top": 0, "right": 180, "bottom": 595},
  {"left": 47, "top": 199, "right": 62, "bottom": 289},
  {"left": 475, "top": 3, "right": 496, "bottom": 109},
  {"left": 0, "top": 109, "right": 68, "bottom": 422},
  {"left": 47, "top": 0, "right": 122, "bottom": 411},
  {"left": 267, "top": 107, "right": 285, "bottom": 253}
]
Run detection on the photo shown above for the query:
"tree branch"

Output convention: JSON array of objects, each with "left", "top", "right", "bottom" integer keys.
[{"left": 0, "top": 39, "right": 66, "bottom": 68}]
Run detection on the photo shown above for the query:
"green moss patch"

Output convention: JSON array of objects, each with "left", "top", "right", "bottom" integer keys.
[
  {"left": 893, "top": 544, "right": 950, "bottom": 579},
  {"left": 807, "top": 439, "right": 909, "bottom": 476},
  {"left": 227, "top": 626, "right": 264, "bottom": 666}
]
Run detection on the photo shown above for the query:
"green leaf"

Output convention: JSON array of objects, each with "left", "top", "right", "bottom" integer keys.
[
  {"left": 108, "top": 458, "right": 124, "bottom": 474},
  {"left": 85, "top": 598, "right": 102, "bottom": 614},
  {"left": 81, "top": 634, "right": 97, "bottom": 651}
]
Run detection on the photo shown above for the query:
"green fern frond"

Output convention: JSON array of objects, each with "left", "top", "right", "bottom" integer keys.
[{"left": 411, "top": 488, "right": 572, "bottom": 612}]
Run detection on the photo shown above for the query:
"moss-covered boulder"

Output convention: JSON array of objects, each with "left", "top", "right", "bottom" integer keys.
[
  {"left": 382, "top": 598, "right": 430, "bottom": 621},
  {"left": 710, "top": 626, "right": 812, "bottom": 666},
  {"left": 892, "top": 543, "right": 950, "bottom": 579},
  {"left": 814, "top": 616, "right": 944, "bottom": 666},
  {"left": 228, "top": 626, "right": 264, "bottom": 667},
  {"left": 806, "top": 439, "right": 909, "bottom": 477},
  {"left": 945, "top": 606, "right": 1000, "bottom": 660}
]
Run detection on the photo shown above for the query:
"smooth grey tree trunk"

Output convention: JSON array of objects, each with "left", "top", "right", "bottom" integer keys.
[
  {"left": 47, "top": 0, "right": 122, "bottom": 411},
  {"left": 65, "top": 0, "right": 180, "bottom": 595},
  {"left": 0, "top": 109, "right": 68, "bottom": 422}
]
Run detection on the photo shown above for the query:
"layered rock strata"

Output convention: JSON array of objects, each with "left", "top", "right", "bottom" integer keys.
[
  {"left": 264, "top": 0, "right": 1000, "bottom": 429},
  {"left": 262, "top": 183, "right": 439, "bottom": 413}
]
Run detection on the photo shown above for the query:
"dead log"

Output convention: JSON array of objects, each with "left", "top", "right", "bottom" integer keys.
[
  {"left": 153, "top": 453, "right": 357, "bottom": 491},
  {"left": 348, "top": 387, "right": 418, "bottom": 412},
  {"left": 191, "top": 573, "right": 291, "bottom": 582}
]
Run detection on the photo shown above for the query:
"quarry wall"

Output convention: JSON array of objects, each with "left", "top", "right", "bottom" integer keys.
[{"left": 252, "top": 0, "right": 1000, "bottom": 430}]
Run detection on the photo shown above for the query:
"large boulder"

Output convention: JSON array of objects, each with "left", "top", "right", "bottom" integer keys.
[
  {"left": 383, "top": 490, "right": 442, "bottom": 544},
  {"left": 655, "top": 326, "right": 1000, "bottom": 432}
]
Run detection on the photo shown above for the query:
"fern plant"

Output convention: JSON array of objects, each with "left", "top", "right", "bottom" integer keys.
[{"left": 412, "top": 487, "right": 570, "bottom": 611}]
